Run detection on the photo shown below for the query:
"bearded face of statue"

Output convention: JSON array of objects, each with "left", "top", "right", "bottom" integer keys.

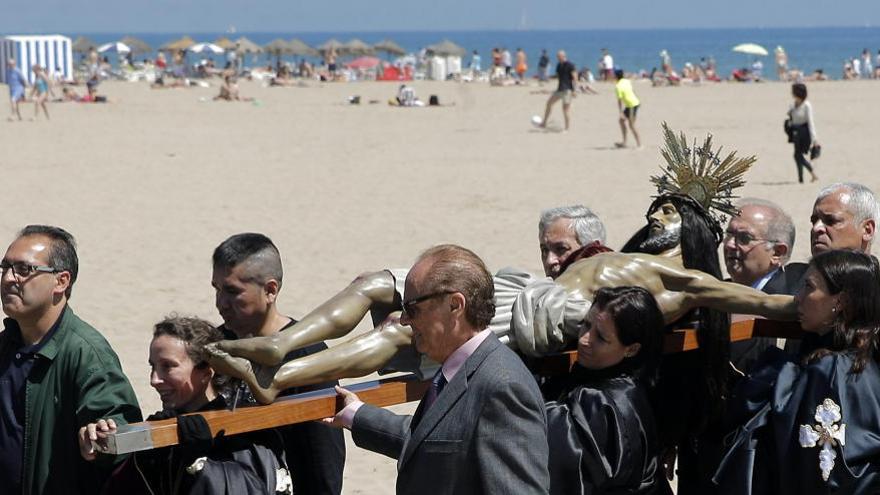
[{"left": 639, "top": 201, "right": 682, "bottom": 254}]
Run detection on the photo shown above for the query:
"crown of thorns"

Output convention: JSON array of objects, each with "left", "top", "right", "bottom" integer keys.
[{"left": 651, "top": 123, "right": 757, "bottom": 226}]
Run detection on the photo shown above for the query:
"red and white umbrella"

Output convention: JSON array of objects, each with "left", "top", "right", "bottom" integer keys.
[{"left": 345, "top": 56, "right": 380, "bottom": 70}]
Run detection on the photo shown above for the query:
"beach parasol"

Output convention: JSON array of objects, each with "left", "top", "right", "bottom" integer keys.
[
  {"left": 190, "top": 43, "right": 225, "bottom": 54},
  {"left": 317, "top": 38, "right": 344, "bottom": 54},
  {"left": 98, "top": 42, "right": 131, "bottom": 54},
  {"left": 264, "top": 39, "right": 294, "bottom": 66},
  {"left": 425, "top": 39, "right": 466, "bottom": 57},
  {"left": 234, "top": 37, "right": 262, "bottom": 54},
  {"left": 264, "top": 39, "right": 293, "bottom": 55},
  {"left": 72, "top": 36, "right": 96, "bottom": 53},
  {"left": 120, "top": 36, "right": 152, "bottom": 55},
  {"left": 345, "top": 56, "right": 380, "bottom": 70},
  {"left": 343, "top": 39, "right": 374, "bottom": 56},
  {"left": 161, "top": 36, "right": 195, "bottom": 52},
  {"left": 373, "top": 39, "right": 406, "bottom": 56},
  {"left": 288, "top": 38, "right": 319, "bottom": 57},
  {"left": 214, "top": 36, "right": 236, "bottom": 51},
  {"left": 732, "top": 43, "right": 769, "bottom": 57}
]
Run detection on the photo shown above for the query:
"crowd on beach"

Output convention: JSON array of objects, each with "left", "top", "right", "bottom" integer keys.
[
  {"left": 4, "top": 170, "right": 880, "bottom": 494},
  {"left": 6, "top": 38, "right": 880, "bottom": 120}
]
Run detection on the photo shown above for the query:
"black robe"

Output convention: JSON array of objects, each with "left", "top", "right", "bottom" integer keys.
[
  {"left": 102, "top": 396, "right": 287, "bottom": 495},
  {"left": 545, "top": 363, "right": 667, "bottom": 495},
  {"left": 715, "top": 348, "right": 880, "bottom": 494}
]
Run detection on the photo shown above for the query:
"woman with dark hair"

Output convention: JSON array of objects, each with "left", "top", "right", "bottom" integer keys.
[
  {"left": 787, "top": 82, "right": 819, "bottom": 183},
  {"left": 715, "top": 250, "right": 880, "bottom": 494},
  {"left": 78, "top": 316, "right": 291, "bottom": 495},
  {"left": 545, "top": 286, "right": 669, "bottom": 495}
]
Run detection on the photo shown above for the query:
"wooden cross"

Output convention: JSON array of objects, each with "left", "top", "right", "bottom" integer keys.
[{"left": 105, "top": 318, "right": 803, "bottom": 454}]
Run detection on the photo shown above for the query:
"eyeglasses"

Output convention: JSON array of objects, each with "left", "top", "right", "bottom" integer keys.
[
  {"left": 0, "top": 261, "right": 60, "bottom": 279},
  {"left": 723, "top": 231, "right": 775, "bottom": 247},
  {"left": 401, "top": 291, "right": 456, "bottom": 318}
]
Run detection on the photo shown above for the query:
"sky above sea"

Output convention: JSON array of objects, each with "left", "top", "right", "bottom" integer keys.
[{"left": 2, "top": 0, "right": 880, "bottom": 33}]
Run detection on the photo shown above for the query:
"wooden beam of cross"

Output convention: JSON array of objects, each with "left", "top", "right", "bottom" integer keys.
[{"left": 105, "top": 318, "right": 803, "bottom": 454}]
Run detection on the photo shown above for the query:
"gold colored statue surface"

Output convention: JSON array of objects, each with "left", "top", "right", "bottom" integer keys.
[{"left": 206, "top": 125, "right": 796, "bottom": 404}]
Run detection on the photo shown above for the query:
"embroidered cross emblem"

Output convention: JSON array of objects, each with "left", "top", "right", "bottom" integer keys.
[{"left": 799, "top": 398, "right": 846, "bottom": 482}]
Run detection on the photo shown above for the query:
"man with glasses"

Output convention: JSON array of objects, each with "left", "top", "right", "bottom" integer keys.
[
  {"left": 723, "top": 198, "right": 806, "bottom": 373},
  {"left": 0, "top": 225, "right": 141, "bottom": 495},
  {"left": 324, "top": 244, "right": 549, "bottom": 494},
  {"left": 211, "top": 233, "right": 345, "bottom": 495}
]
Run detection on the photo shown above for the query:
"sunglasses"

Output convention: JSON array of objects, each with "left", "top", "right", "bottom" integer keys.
[
  {"left": 0, "top": 261, "right": 60, "bottom": 279},
  {"left": 401, "top": 291, "right": 456, "bottom": 317}
]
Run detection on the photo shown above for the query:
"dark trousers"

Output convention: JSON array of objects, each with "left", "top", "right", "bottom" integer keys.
[
  {"left": 791, "top": 124, "right": 813, "bottom": 183},
  {"left": 794, "top": 147, "right": 814, "bottom": 183}
]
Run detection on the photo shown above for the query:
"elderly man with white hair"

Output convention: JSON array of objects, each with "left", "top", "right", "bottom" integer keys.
[
  {"left": 810, "top": 182, "right": 878, "bottom": 255},
  {"left": 538, "top": 205, "right": 606, "bottom": 279}
]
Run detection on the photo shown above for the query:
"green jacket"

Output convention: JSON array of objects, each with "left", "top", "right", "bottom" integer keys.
[{"left": 0, "top": 307, "right": 142, "bottom": 495}]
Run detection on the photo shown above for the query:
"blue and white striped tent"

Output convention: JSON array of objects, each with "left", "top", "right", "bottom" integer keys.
[{"left": 0, "top": 35, "right": 73, "bottom": 84}]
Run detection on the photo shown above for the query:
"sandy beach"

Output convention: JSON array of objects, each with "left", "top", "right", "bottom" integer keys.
[{"left": 2, "top": 77, "right": 878, "bottom": 493}]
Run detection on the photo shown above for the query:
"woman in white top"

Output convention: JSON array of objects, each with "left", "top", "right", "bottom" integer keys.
[{"left": 788, "top": 83, "right": 819, "bottom": 183}]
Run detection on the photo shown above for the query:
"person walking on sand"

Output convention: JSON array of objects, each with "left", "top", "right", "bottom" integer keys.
[
  {"left": 614, "top": 69, "right": 641, "bottom": 148},
  {"left": 30, "top": 65, "right": 53, "bottom": 120},
  {"left": 787, "top": 83, "right": 819, "bottom": 183},
  {"left": 540, "top": 50, "right": 577, "bottom": 132},
  {"left": 5, "top": 58, "right": 27, "bottom": 121}
]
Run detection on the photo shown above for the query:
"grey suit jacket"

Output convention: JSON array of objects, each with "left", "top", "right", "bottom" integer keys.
[{"left": 351, "top": 333, "right": 550, "bottom": 494}]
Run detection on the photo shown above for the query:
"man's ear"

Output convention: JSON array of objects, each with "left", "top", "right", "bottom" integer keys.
[
  {"left": 449, "top": 292, "right": 466, "bottom": 315},
  {"left": 862, "top": 219, "right": 876, "bottom": 243},
  {"left": 54, "top": 271, "right": 71, "bottom": 297},
  {"left": 771, "top": 242, "right": 790, "bottom": 266},
  {"left": 263, "top": 279, "right": 280, "bottom": 304}
]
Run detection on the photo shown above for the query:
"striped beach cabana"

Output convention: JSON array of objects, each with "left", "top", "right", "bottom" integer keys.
[{"left": 1, "top": 34, "right": 73, "bottom": 84}]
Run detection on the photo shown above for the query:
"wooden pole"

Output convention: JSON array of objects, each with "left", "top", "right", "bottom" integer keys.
[{"left": 105, "top": 318, "right": 804, "bottom": 454}]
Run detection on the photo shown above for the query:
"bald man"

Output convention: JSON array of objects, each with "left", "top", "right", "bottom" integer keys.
[{"left": 539, "top": 50, "right": 578, "bottom": 131}]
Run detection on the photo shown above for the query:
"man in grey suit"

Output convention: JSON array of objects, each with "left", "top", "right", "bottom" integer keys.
[{"left": 325, "top": 244, "right": 550, "bottom": 494}]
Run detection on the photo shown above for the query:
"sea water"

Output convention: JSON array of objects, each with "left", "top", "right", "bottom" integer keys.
[{"left": 67, "top": 27, "right": 880, "bottom": 80}]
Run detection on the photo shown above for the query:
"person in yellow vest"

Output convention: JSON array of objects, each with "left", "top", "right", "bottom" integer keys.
[{"left": 614, "top": 69, "right": 641, "bottom": 149}]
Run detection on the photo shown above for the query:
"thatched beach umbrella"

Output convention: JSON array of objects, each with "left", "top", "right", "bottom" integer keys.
[
  {"left": 264, "top": 38, "right": 293, "bottom": 55},
  {"left": 425, "top": 39, "right": 466, "bottom": 57},
  {"left": 214, "top": 36, "right": 236, "bottom": 51},
  {"left": 234, "top": 37, "right": 262, "bottom": 54},
  {"left": 120, "top": 36, "right": 152, "bottom": 55},
  {"left": 373, "top": 39, "right": 406, "bottom": 56},
  {"left": 288, "top": 38, "right": 319, "bottom": 57},
  {"left": 317, "top": 38, "right": 344, "bottom": 54},
  {"left": 72, "top": 36, "right": 96, "bottom": 53},
  {"left": 264, "top": 39, "right": 294, "bottom": 66},
  {"left": 161, "top": 35, "right": 195, "bottom": 52},
  {"left": 343, "top": 38, "right": 374, "bottom": 56}
]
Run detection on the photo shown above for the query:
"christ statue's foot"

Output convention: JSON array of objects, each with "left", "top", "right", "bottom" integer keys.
[
  {"left": 205, "top": 345, "right": 280, "bottom": 404},
  {"left": 214, "top": 336, "right": 287, "bottom": 366}
]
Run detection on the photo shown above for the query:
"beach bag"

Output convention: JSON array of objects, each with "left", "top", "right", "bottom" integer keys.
[
  {"left": 810, "top": 144, "right": 822, "bottom": 160},
  {"left": 429, "top": 95, "right": 439, "bottom": 106}
]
